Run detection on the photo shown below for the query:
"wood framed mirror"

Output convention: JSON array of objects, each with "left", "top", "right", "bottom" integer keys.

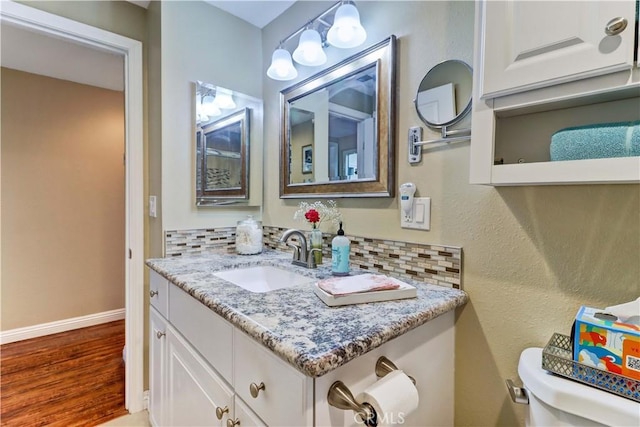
[{"left": 279, "top": 36, "right": 396, "bottom": 198}]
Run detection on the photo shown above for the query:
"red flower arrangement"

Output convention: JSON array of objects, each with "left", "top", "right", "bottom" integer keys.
[
  {"left": 304, "top": 208, "right": 321, "bottom": 224},
  {"left": 294, "top": 200, "right": 342, "bottom": 231}
]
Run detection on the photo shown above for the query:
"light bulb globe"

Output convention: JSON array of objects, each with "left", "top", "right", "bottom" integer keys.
[
  {"left": 267, "top": 48, "right": 298, "bottom": 81},
  {"left": 292, "top": 29, "right": 327, "bottom": 66},
  {"left": 327, "top": 3, "right": 367, "bottom": 49}
]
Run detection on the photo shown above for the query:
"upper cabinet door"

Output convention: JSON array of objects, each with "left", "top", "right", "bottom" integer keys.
[{"left": 479, "top": 0, "right": 636, "bottom": 99}]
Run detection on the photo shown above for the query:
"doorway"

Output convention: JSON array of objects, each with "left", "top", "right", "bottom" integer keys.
[{"left": 0, "top": 2, "right": 144, "bottom": 413}]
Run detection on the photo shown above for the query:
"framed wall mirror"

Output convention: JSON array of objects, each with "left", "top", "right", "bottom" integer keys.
[
  {"left": 195, "top": 82, "right": 262, "bottom": 206},
  {"left": 280, "top": 36, "right": 396, "bottom": 198}
]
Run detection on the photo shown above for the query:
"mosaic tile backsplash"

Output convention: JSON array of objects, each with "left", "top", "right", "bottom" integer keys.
[{"left": 164, "top": 225, "right": 462, "bottom": 289}]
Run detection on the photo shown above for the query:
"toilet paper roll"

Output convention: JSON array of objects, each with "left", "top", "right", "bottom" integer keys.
[{"left": 356, "top": 370, "right": 419, "bottom": 427}]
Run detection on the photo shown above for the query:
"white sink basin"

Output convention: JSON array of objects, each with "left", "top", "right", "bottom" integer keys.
[{"left": 213, "top": 265, "right": 315, "bottom": 293}]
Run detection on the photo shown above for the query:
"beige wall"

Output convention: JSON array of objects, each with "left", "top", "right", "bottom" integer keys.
[
  {"left": 262, "top": 2, "right": 639, "bottom": 425},
  {"left": 159, "top": 1, "right": 264, "bottom": 231},
  {"left": 1, "top": 68, "right": 125, "bottom": 330}
]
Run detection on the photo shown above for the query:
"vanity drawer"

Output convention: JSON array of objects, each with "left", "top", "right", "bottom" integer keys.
[
  {"left": 233, "top": 330, "right": 312, "bottom": 427},
  {"left": 169, "top": 283, "right": 233, "bottom": 383},
  {"left": 149, "top": 270, "right": 169, "bottom": 318}
]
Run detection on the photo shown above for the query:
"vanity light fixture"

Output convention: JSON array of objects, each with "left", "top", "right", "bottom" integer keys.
[
  {"left": 326, "top": 2, "right": 367, "bottom": 48},
  {"left": 266, "top": 1, "right": 367, "bottom": 81},
  {"left": 201, "top": 93, "right": 221, "bottom": 117},
  {"left": 214, "top": 87, "right": 236, "bottom": 109},
  {"left": 267, "top": 47, "right": 298, "bottom": 81},
  {"left": 292, "top": 28, "right": 327, "bottom": 66}
]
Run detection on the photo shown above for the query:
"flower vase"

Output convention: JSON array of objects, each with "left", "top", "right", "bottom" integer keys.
[{"left": 310, "top": 227, "right": 323, "bottom": 265}]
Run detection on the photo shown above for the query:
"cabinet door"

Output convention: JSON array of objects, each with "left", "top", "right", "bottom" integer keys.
[
  {"left": 149, "top": 308, "right": 167, "bottom": 427},
  {"left": 479, "top": 0, "right": 636, "bottom": 98},
  {"left": 166, "top": 326, "right": 234, "bottom": 427},
  {"left": 232, "top": 396, "right": 267, "bottom": 427}
]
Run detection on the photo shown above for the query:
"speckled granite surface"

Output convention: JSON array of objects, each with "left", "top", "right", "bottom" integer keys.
[{"left": 146, "top": 249, "right": 468, "bottom": 377}]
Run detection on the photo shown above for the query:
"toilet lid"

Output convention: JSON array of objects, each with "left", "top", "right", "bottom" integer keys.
[{"left": 518, "top": 348, "right": 640, "bottom": 426}]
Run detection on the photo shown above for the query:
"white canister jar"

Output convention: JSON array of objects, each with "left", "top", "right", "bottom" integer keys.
[{"left": 235, "top": 216, "right": 263, "bottom": 255}]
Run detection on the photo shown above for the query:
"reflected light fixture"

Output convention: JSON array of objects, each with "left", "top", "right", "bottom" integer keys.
[
  {"left": 214, "top": 87, "right": 236, "bottom": 109},
  {"left": 202, "top": 94, "right": 221, "bottom": 117},
  {"left": 292, "top": 28, "right": 327, "bottom": 66},
  {"left": 267, "top": 47, "right": 298, "bottom": 81},
  {"left": 266, "top": 1, "right": 367, "bottom": 81},
  {"left": 327, "top": 2, "right": 367, "bottom": 48}
]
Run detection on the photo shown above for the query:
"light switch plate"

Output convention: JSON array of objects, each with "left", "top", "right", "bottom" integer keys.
[
  {"left": 401, "top": 197, "right": 430, "bottom": 230},
  {"left": 149, "top": 195, "right": 157, "bottom": 218}
]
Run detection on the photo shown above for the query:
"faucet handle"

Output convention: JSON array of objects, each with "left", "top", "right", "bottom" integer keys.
[
  {"left": 307, "top": 248, "right": 322, "bottom": 268},
  {"left": 286, "top": 242, "right": 302, "bottom": 261}
]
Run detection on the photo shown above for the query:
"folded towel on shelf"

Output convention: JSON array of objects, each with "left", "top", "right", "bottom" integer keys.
[
  {"left": 550, "top": 120, "right": 640, "bottom": 161},
  {"left": 317, "top": 274, "right": 407, "bottom": 296}
]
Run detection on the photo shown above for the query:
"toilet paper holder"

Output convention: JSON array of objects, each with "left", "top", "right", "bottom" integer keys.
[
  {"left": 327, "top": 381, "right": 378, "bottom": 427},
  {"left": 327, "top": 357, "right": 416, "bottom": 426},
  {"left": 375, "top": 356, "right": 416, "bottom": 385}
]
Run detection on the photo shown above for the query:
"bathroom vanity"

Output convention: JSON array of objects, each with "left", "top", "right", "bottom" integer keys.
[{"left": 146, "top": 250, "right": 467, "bottom": 427}]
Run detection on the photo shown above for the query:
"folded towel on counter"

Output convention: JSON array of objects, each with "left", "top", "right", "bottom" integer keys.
[
  {"left": 550, "top": 120, "right": 640, "bottom": 161},
  {"left": 317, "top": 274, "right": 407, "bottom": 296}
]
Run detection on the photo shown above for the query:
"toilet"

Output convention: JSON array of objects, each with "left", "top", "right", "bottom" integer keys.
[{"left": 516, "top": 348, "right": 640, "bottom": 426}]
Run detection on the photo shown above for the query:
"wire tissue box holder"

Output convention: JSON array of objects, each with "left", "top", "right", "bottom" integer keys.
[{"left": 542, "top": 333, "right": 640, "bottom": 402}]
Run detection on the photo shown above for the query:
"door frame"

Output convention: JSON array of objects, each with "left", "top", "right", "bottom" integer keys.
[{"left": 0, "top": 1, "right": 145, "bottom": 413}]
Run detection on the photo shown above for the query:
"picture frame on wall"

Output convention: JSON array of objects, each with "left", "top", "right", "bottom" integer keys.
[{"left": 302, "top": 145, "right": 312, "bottom": 174}]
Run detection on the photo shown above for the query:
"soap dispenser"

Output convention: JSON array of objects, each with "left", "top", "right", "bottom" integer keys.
[{"left": 331, "top": 222, "right": 350, "bottom": 276}]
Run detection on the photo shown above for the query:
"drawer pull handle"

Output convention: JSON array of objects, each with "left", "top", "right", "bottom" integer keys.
[
  {"left": 156, "top": 331, "right": 166, "bottom": 339},
  {"left": 249, "top": 381, "right": 265, "bottom": 398},
  {"left": 149, "top": 290, "right": 159, "bottom": 297},
  {"left": 226, "top": 418, "right": 240, "bottom": 427},
  {"left": 215, "top": 406, "right": 229, "bottom": 420},
  {"left": 605, "top": 17, "right": 627, "bottom": 36}
]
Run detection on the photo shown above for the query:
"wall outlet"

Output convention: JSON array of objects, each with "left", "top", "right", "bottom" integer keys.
[{"left": 401, "top": 197, "right": 430, "bottom": 230}]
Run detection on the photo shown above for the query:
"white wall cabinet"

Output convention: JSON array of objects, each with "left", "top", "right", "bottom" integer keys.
[
  {"left": 470, "top": 0, "right": 640, "bottom": 186},
  {"left": 148, "top": 269, "right": 455, "bottom": 426},
  {"left": 479, "top": 1, "right": 636, "bottom": 99}
]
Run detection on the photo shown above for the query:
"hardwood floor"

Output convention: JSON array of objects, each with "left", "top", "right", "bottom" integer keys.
[{"left": 0, "top": 320, "right": 128, "bottom": 426}]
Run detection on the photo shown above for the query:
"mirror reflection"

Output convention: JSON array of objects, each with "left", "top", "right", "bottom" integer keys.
[
  {"left": 414, "top": 60, "right": 472, "bottom": 129},
  {"left": 281, "top": 36, "right": 396, "bottom": 198},
  {"left": 289, "top": 65, "right": 376, "bottom": 185},
  {"left": 195, "top": 82, "right": 261, "bottom": 206}
]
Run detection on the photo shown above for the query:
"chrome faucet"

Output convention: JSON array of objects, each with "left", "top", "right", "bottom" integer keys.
[{"left": 280, "top": 229, "right": 320, "bottom": 268}]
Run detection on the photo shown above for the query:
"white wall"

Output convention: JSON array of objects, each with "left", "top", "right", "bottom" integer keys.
[{"left": 160, "top": 0, "right": 263, "bottom": 231}]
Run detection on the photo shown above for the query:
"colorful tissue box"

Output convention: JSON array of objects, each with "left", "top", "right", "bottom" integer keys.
[{"left": 573, "top": 306, "right": 640, "bottom": 380}]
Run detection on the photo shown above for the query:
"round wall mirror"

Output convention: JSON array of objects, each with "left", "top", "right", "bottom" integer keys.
[{"left": 414, "top": 60, "right": 472, "bottom": 129}]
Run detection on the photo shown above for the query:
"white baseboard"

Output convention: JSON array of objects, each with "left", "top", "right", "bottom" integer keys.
[
  {"left": 0, "top": 308, "right": 126, "bottom": 345},
  {"left": 143, "top": 390, "right": 149, "bottom": 410}
]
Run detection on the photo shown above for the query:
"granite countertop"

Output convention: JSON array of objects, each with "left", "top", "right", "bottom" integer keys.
[{"left": 146, "top": 249, "right": 468, "bottom": 377}]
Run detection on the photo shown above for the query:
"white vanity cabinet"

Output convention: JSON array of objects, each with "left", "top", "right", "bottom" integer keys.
[
  {"left": 148, "top": 271, "right": 279, "bottom": 427},
  {"left": 148, "top": 269, "right": 456, "bottom": 426},
  {"left": 470, "top": 0, "right": 640, "bottom": 186}
]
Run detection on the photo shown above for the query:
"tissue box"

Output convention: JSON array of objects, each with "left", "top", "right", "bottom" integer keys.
[{"left": 573, "top": 306, "right": 640, "bottom": 380}]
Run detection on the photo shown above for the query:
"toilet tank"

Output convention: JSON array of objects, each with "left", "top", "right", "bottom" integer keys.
[{"left": 518, "top": 348, "right": 639, "bottom": 427}]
